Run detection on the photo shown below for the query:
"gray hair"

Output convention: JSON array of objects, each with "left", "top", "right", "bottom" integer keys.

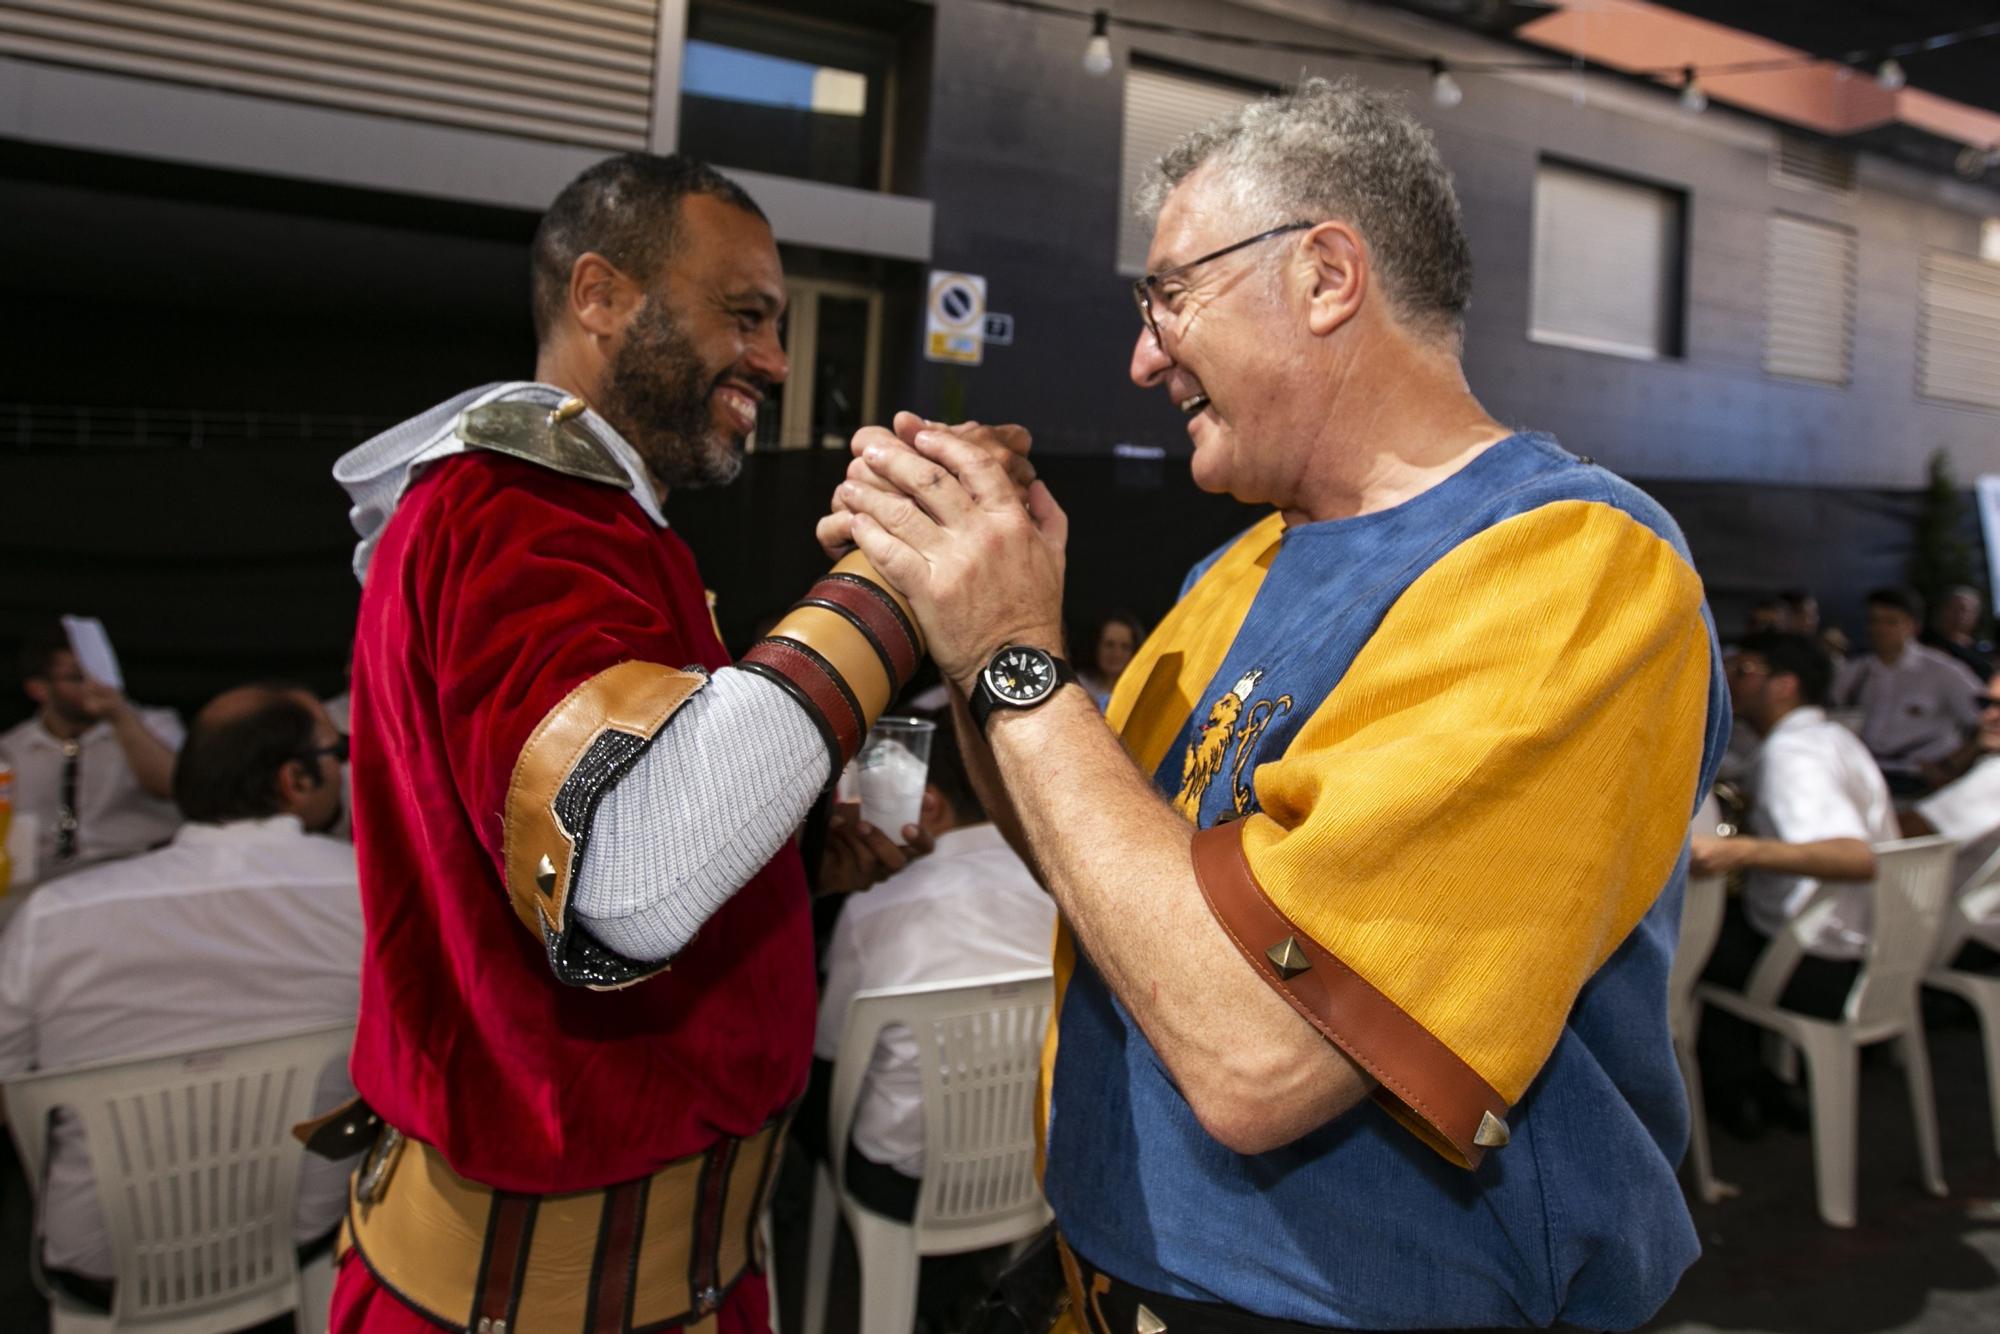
[{"left": 1138, "top": 78, "right": 1471, "bottom": 342}]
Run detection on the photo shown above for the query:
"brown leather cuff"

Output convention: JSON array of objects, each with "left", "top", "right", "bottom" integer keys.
[
  {"left": 1189, "top": 821, "right": 1512, "bottom": 1169},
  {"left": 502, "top": 661, "right": 708, "bottom": 989},
  {"left": 739, "top": 555, "right": 924, "bottom": 776}
]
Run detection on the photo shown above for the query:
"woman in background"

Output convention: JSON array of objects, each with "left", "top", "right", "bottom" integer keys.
[{"left": 1078, "top": 612, "right": 1145, "bottom": 712}]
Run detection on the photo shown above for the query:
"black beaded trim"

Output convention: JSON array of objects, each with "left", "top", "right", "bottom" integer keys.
[{"left": 546, "top": 728, "right": 673, "bottom": 989}]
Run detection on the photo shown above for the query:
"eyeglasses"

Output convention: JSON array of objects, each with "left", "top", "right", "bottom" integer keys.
[
  {"left": 1131, "top": 221, "right": 1317, "bottom": 345},
  {"left": 302, "top": 734, "right": 350, "bottom": 766}
]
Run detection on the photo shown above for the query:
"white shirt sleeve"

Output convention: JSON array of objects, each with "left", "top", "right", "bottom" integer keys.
[
  {"left": 0, "top": 910, "right": 40, "bottom": 1078},
  {"left": 138, "top": 706, "right": 185, "bottom": 751},
  {"left": 1918, "top": 757, "right": 2000, "bottom": 844},
  {"left": 1759, "top": 736, "right": 1873, "bottom": 845}
]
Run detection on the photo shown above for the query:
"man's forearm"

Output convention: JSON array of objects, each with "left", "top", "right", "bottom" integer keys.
[
  {"left": 984, "top": 687, "right": 1370, "bottom": 1153},
  {"left": 943, "top": 686, "right": 1043, "bottom": 883},
  {"left": 110, "top": 709, "right": 176, "bottom": 798},
  {"left": 1743, "top": 836, "right": 1875, "bottom": 882}
]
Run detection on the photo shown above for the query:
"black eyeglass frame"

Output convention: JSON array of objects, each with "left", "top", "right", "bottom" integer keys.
[
  {"left": 301, "top": 734, "right": 350, "bottom": 766},
  {"left": 1131, "top": 220, "right": 1318, "bottom": 345}
]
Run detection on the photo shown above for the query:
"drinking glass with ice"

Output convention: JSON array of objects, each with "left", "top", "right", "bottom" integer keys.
[{"left": 856, "top": 717, "right": 936, "bottom": 842}]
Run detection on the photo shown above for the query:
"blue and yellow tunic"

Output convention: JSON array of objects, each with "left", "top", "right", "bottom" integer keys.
[{"left": 1043, "top": 433, "right": 1728, "bottom": 1329}]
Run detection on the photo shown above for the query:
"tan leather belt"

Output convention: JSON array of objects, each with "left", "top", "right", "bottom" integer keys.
[{"left": 339, "top": 1118, "right": 788, "bottom": 1334}]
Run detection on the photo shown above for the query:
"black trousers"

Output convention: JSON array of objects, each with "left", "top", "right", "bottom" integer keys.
[{"left": 1697, "top": 899, "right": 1859, "bottom": 1110}]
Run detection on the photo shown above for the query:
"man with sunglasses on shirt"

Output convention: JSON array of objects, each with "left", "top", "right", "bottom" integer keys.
[{"left": 830, "top": 79, "right": 1726, "bottom": 1332}]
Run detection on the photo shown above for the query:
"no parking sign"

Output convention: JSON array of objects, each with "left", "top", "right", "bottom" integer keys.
[{"left": 925, "top": 271, "right": 986, "bottom": 365}]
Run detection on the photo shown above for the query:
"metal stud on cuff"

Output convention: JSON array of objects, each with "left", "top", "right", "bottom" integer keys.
[
  {"left": 534, "top": 854, "right": 558, "bottom": 896},
  {"left": 1474, "top": 1110, "right": 1511, "bottom": 1148},
  {"left": 1135, "top": 1303, "right": 1167, "bottom": 1333},
  {"left": 1265, "top": 935, "right": 1311, "bottom": 981}
]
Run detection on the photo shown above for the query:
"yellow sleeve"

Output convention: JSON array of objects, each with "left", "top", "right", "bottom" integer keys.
[{"left": 1194, "top": 500, "right": 1713, "bottom": 1167}]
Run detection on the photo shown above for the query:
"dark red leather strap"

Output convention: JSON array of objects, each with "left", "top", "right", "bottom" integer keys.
[
  {"left": 740, "top": 638, "right": 865, "bottom": 768},
  {"left": 586, "top": 1178, "right": 647, "bottom": 1334},
  {"left": 804, "top": 575, "right": 921, "bottom": 691},
  {"left": 687, "top": 1136, "right": 739, "bottom": 1317},
  {"left": 1190, "top": 821, "right": 1510, "bottom": 1168},
  {"left": 471, "top": 1192, "right": 536, "bottom": 1329}
]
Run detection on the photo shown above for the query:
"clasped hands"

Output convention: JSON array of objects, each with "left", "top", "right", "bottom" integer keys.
[{"left": 817, "top": 412, "right": 1068, "bottom": 696}]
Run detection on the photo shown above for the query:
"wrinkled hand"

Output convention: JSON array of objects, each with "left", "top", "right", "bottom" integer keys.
[
  {"left": 817, "top": 413, "right": 1034, "bottom": 559},
  {"left": 1689, "top": 834, "right": 1757, "bottom": 877},
  {"left": 837, "top": 427, "right": 1068, "bottom": 692},
  {"left": 816, "top": 801, "right": 935, "bottom": 895}
]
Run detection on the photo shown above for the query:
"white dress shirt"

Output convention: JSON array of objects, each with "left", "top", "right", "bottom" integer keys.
[
  {"left": 0, "top": 816, "right": 363, "bottom": 1280},
  {"left": 0, "top": 710, "right": 183, "bottom": 885},
  {"left": 1833, "top": 645, "right": 1982, "bottom": 776},
  {"left": 815, "top": 823, "right": 1056, "bottom": 1177},
  {"left": 1742, "top": 706, "right": 1901, "bottom": 959},
  {"left": 1916, "top": 756, "right": 2000, "bottom": 951}
]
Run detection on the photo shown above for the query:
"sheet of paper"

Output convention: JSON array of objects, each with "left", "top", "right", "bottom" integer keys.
[{"left": 61, "top": 615, "right": 124, "bottom": 692}]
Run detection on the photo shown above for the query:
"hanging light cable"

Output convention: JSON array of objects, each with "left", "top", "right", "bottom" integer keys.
[
  {"left": 1430, "top": 59, "right": 1464, "bottom": 108},
  {"left": 1678, "top": 65, "right": 1707, "bottom": 114},
  {"left": 1082, "top": 9, "right": 1114, "bottom": 75}
]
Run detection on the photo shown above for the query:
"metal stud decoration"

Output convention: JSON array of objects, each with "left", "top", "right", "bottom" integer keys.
[{"left": 1265, "top": 935, "right": 1311, "bottom": 980}]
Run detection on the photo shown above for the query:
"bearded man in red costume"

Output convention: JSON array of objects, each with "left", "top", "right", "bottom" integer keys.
[{"left": 321, "top": 154, "right": 1027, "bottom": 1334}]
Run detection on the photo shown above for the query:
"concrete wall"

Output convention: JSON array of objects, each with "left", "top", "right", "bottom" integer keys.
[{"left": 908, "top": 0, "right": 2000, "bottom": 488}]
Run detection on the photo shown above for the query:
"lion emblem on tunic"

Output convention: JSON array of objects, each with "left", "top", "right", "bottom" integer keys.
[{"left": 1175, "top": 669, "right": 1292, "bottom": 820}]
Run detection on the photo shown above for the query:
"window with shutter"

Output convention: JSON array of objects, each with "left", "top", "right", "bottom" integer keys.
[
  {"left": 1918, "top": 251, "right": 2000, "bottom": 411},
  {"left": 1117, "top": 64, "right": 1268, "bottom": 276},
  {"left": 1765, "top": 214, "right": 1856, "bottom": 386},
  {"left": 1529, "top": 160, "right": 1686, "bottom": 360}
]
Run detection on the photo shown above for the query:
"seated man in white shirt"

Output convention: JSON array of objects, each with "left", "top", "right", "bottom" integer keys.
[
  {"left": 809, "top": 717, "right": 1055, "bottom": 1218},
  {"left": 0, "top": 630, "right": 183, "bottom": 884},
  {"left": 1692, "top": 631, "right": 1900, "bottom": 1138},
  {"left": 0, "top": 683, "right": 363, "bottom": 1309},
  {"left": 1905, "top": 672, "right": 2000, "bottom": 973},
  {"left": 1833, "top": 587, "right": 1983, "bottom": 796}
]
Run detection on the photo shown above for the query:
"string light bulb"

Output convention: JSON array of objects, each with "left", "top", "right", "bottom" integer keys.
[
  {"left": 1875, "top": 57, "right": 1907, "bottom": 91},
  {"left": 1082, "top": 10, "right": 1113, "bottom": 76},
  {"left": 1678, "top": 66, "right": 1707, "bottom": 114},
  {"left": 1430, "top": 60, "right": 1464, "bottom": 108}
]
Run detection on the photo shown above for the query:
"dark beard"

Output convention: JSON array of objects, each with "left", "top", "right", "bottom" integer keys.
[{"left": 599, "top": 300, "right": 746, "bottom": 491}]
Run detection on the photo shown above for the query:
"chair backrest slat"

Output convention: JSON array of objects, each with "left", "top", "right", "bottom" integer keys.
[
  {"left": 830, "top": 972, "right": 1053, "bottom": 1254},
  {"left": 4, "top": 1023, "right": 353, "bottom": 1330},
  {"left": 1849, "top": 837, "right": 1957, "bottom": 1027}
]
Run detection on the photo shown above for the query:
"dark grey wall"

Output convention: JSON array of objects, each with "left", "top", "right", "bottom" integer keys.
[{"left": 903, "top": 0, "right": 2000, "bottom": 488}]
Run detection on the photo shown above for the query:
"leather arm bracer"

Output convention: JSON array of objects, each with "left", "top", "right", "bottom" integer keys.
[{"left": 737, "top": 553, "right": 924, "bottom": 777}]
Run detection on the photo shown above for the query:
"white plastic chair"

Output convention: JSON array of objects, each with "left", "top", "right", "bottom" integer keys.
[
  {"left": 1670, "top": 862, "right": 1730, "bottom": 1204},
  {"left": 1697, "top": 836, "right": 1956, "bottom": 1226},
  {"left": 1924, "top": 842, "right": 2000, "bottom": 1156},
  {"left": 4, "top": 1023, "right": 355, "bottom": 1333},
  {"left": 802, "top": 970, "right": 1053, "bottom": 1334}
]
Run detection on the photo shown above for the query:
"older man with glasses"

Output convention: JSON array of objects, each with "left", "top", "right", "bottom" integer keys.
[{"left": 830, "top": 78, "right": 1726, "bottom": 1332}]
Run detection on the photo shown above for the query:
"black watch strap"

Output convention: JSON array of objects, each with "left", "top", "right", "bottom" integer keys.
[{"left": 970, "top": 649, "right": 1077, "bottom": 733}]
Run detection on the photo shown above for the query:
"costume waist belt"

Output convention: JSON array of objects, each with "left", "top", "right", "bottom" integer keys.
[
  {"left": 339, "top": 1115, "right": 789, "bottom": 1334},
  {"left": 1056, "top": 1234, "right": 1516, "bottom": 1334}
]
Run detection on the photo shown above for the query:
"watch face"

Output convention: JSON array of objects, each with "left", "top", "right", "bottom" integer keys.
[{"left": 984, "top": 646, "right": 1058, "bottom": 706}]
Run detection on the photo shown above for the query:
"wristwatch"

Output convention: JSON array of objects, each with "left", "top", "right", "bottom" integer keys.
[{"left": 969, "top": 644, "right": 1077, "bottom": 733}]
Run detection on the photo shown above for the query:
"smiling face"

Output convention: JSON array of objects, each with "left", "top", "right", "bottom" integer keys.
[
  {"left": 1126, "top": 167, "right": 1334, "bottom": 508},
  {"left": 598, "top": 193, "right": 788, "bottom": 491}
]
